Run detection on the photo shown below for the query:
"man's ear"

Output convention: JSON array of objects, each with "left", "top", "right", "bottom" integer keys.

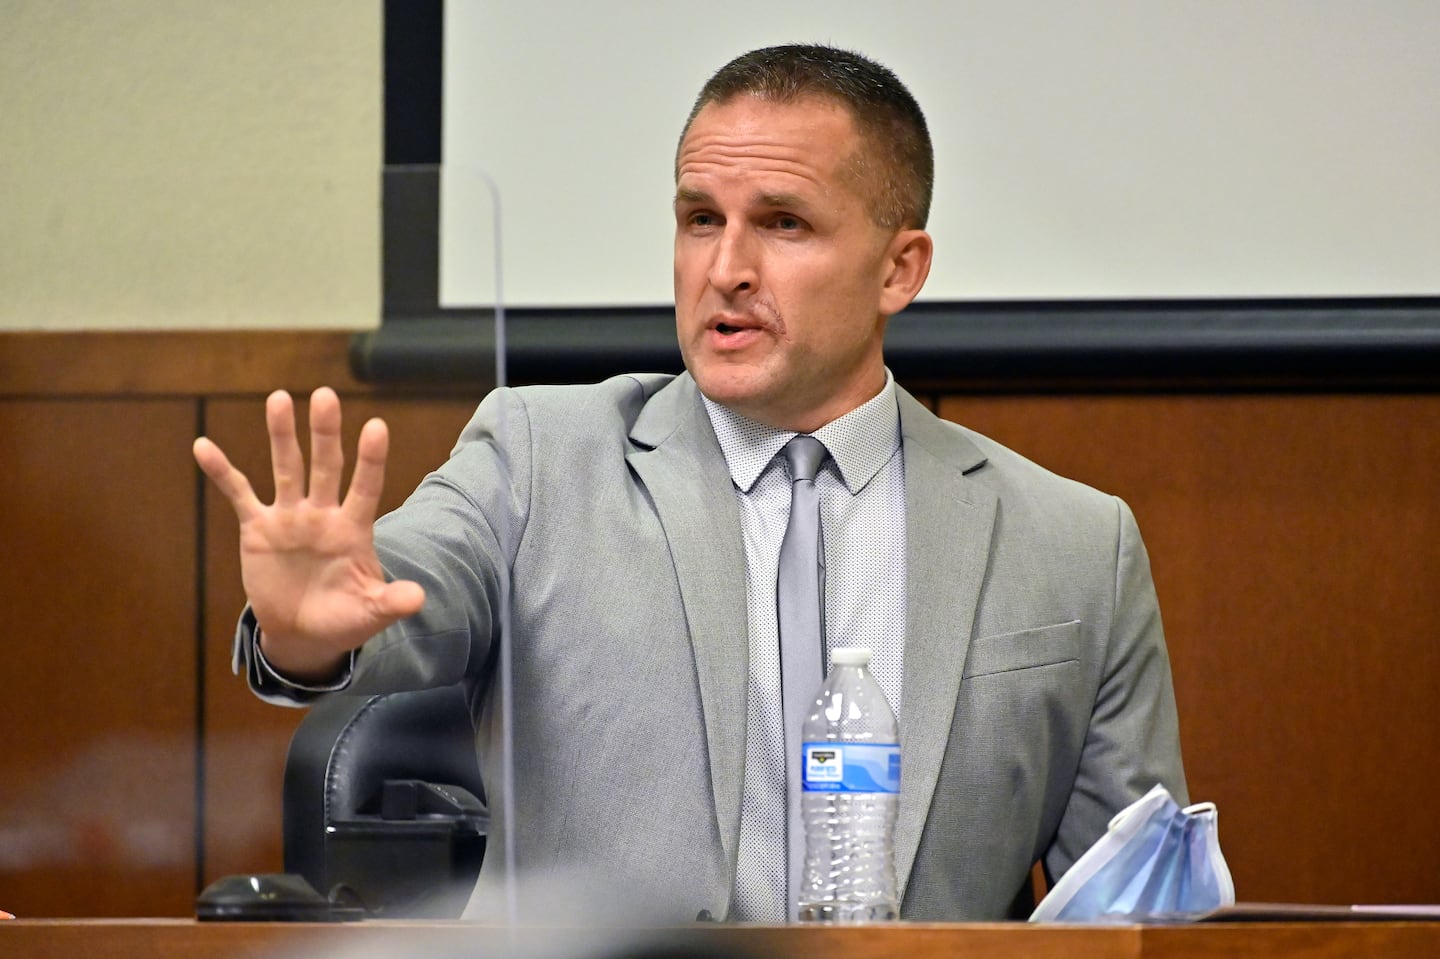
[{"left": 878, "top": 229, "right": 934, "bottom": 316}]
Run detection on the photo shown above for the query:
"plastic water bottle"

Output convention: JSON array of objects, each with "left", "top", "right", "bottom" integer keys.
[{"left": 797, "top": 646, "right": 900, "bottom": 922}]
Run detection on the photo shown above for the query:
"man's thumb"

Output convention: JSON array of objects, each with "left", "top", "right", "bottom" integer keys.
[{"left": 377, "top": 580, "right": 426, "bottom": 619}]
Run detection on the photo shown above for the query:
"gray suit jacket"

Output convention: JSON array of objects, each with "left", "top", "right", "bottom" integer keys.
[{"left": 240, "top": 372, "right": 1186, "bottom": 921}]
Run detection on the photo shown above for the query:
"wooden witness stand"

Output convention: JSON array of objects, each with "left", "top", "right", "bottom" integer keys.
[{"left": 4, "top": 918, "right": 1440, "bottom": 959}]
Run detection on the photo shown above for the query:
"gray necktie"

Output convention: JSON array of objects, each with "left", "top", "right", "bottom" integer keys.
[{"left": 777, "top": 434, "right": 828, "bottom": 920}]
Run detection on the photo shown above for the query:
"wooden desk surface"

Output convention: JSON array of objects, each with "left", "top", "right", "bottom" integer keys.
[{"left": 3, "top": 919, "right": 1440, "bottom": 959}]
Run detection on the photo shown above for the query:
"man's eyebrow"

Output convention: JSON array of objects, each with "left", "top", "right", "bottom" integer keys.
[
  {"left": 673, "top": 187, "right": 814, "bottom": 211},
  {"left": 758, "top": 192, "right": 811, "bottom": 211}
]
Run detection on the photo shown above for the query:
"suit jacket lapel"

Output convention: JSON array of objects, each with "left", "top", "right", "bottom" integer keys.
[
  {"left": 626, "top": 374, "right": 749, "bottom": 868},
  {"left": 893, "top": 388, "right": 996, "bottom": 897}
]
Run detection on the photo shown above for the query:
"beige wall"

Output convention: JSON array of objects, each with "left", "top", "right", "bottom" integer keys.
[{"left": 0, "top": 1, "right": 380, "bottom": 330}]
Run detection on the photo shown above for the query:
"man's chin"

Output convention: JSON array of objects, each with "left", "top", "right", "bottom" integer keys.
[{"left": 689, "top": 368, "right": 779, "bottom": 420}]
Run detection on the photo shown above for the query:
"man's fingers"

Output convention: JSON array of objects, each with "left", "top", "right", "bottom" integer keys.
[
  {"left": 342, "top": 416, "right": 391, "bottom": 522},
  {"left": 265, "top": 390, "right": 306, "bottom": 505},
  {"left": 193, "top": 437, "right": 263, "bottom": 522},
  {"left": 308, "top": 387, "right": 345, "bottom": 507}
]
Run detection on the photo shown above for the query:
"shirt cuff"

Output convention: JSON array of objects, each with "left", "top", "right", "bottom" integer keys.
[
  {"left": 233, "top": 605, "right": 355, "bottom": 701},
  {"left": 253, "top": 626, "right": 356, "bottom": 693}
]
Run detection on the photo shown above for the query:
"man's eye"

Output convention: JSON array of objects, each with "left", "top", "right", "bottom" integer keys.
[
  {"left": 689, "top": 212, "right": 718, "bottom": 227},
  {"left": 774, "top": 215, "right": 803, "bottom": 231}
]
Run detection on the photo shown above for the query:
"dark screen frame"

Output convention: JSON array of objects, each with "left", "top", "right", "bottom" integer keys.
[{"left": 367, "top": 1, "right": 1440, "bottom": 392}]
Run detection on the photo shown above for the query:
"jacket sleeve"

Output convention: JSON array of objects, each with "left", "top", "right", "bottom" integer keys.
[
  {"left": 232, "top": 387, "right": 535, "bottom": 704},
  {"left": 1044, "top": 496, "right": 1189, "bottom": 882}
]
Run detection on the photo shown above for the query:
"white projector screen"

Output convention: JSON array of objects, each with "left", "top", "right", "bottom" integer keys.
[{"left": 440, "top": 0, "right": 1440, "bottom": 309}]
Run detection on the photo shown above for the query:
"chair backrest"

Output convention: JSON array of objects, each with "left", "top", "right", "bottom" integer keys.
[{"left": 282, "top": 685, "right": 488, "bottom": 917}]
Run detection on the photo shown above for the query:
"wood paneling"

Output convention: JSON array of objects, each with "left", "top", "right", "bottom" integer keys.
[
  {"left": 199, "top": 392, "right": 483, "bottom": 886},
  {"left": 0, "top": 399, "right": 199, "bottom": 917},
  {"left": 939, "top": 394, "right": 1440, "bottom": 906},
  {"left": 4, "top": 330, "right": 1440, "bottom": 917}
]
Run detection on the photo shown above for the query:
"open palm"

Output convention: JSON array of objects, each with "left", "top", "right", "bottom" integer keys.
[{"left": 193, "top": 388, "right": 425, "bottom": 680}]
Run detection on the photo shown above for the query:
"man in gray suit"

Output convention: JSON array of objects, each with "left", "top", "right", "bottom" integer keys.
[{"left": 195, "top": 44, "right": 1185, "bottom": 922}]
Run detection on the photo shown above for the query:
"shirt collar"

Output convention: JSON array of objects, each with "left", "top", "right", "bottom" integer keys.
[{"left": 702, "top": 370, "right": 902, "bottom": 496}]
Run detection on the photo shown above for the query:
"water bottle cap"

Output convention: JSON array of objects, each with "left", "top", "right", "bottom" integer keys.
[{"left": 830, "top": 646, "right": 872, "bottom": 667}]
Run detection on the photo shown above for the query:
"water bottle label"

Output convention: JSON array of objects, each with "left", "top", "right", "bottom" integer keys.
[{"left": 801, "top": 742, "right": 900, "bottom": 793}]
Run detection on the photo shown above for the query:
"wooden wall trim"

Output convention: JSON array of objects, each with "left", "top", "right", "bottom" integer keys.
[{"left": 0, "top": 331, "right": 371, "bottom": 398}]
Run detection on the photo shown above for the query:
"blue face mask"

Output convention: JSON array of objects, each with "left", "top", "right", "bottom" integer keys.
[{"left": 1030, "top": 784, "right": 1235, "bottom": 923}]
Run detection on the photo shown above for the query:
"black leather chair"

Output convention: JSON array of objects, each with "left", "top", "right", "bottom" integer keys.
[{"left": 282, "top": 685, "right": 488, "bottom": 918}]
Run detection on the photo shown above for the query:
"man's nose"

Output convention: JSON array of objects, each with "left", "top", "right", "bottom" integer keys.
[{"left": 708, "top": 226, "right": 759, "bottom": 295}]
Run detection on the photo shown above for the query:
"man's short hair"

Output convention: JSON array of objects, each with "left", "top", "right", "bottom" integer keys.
[{"left": 678, "top": 43, "right": 934, "bottom": 231}]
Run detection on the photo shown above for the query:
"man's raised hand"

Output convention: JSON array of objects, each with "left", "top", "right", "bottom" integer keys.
[{"left": 192, "top": 387, "right": 425, "bottom": 682}]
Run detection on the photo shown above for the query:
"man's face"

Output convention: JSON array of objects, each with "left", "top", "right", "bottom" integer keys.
[{"left": 673, "top": 96, "right": 921, "bottom": 432}]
